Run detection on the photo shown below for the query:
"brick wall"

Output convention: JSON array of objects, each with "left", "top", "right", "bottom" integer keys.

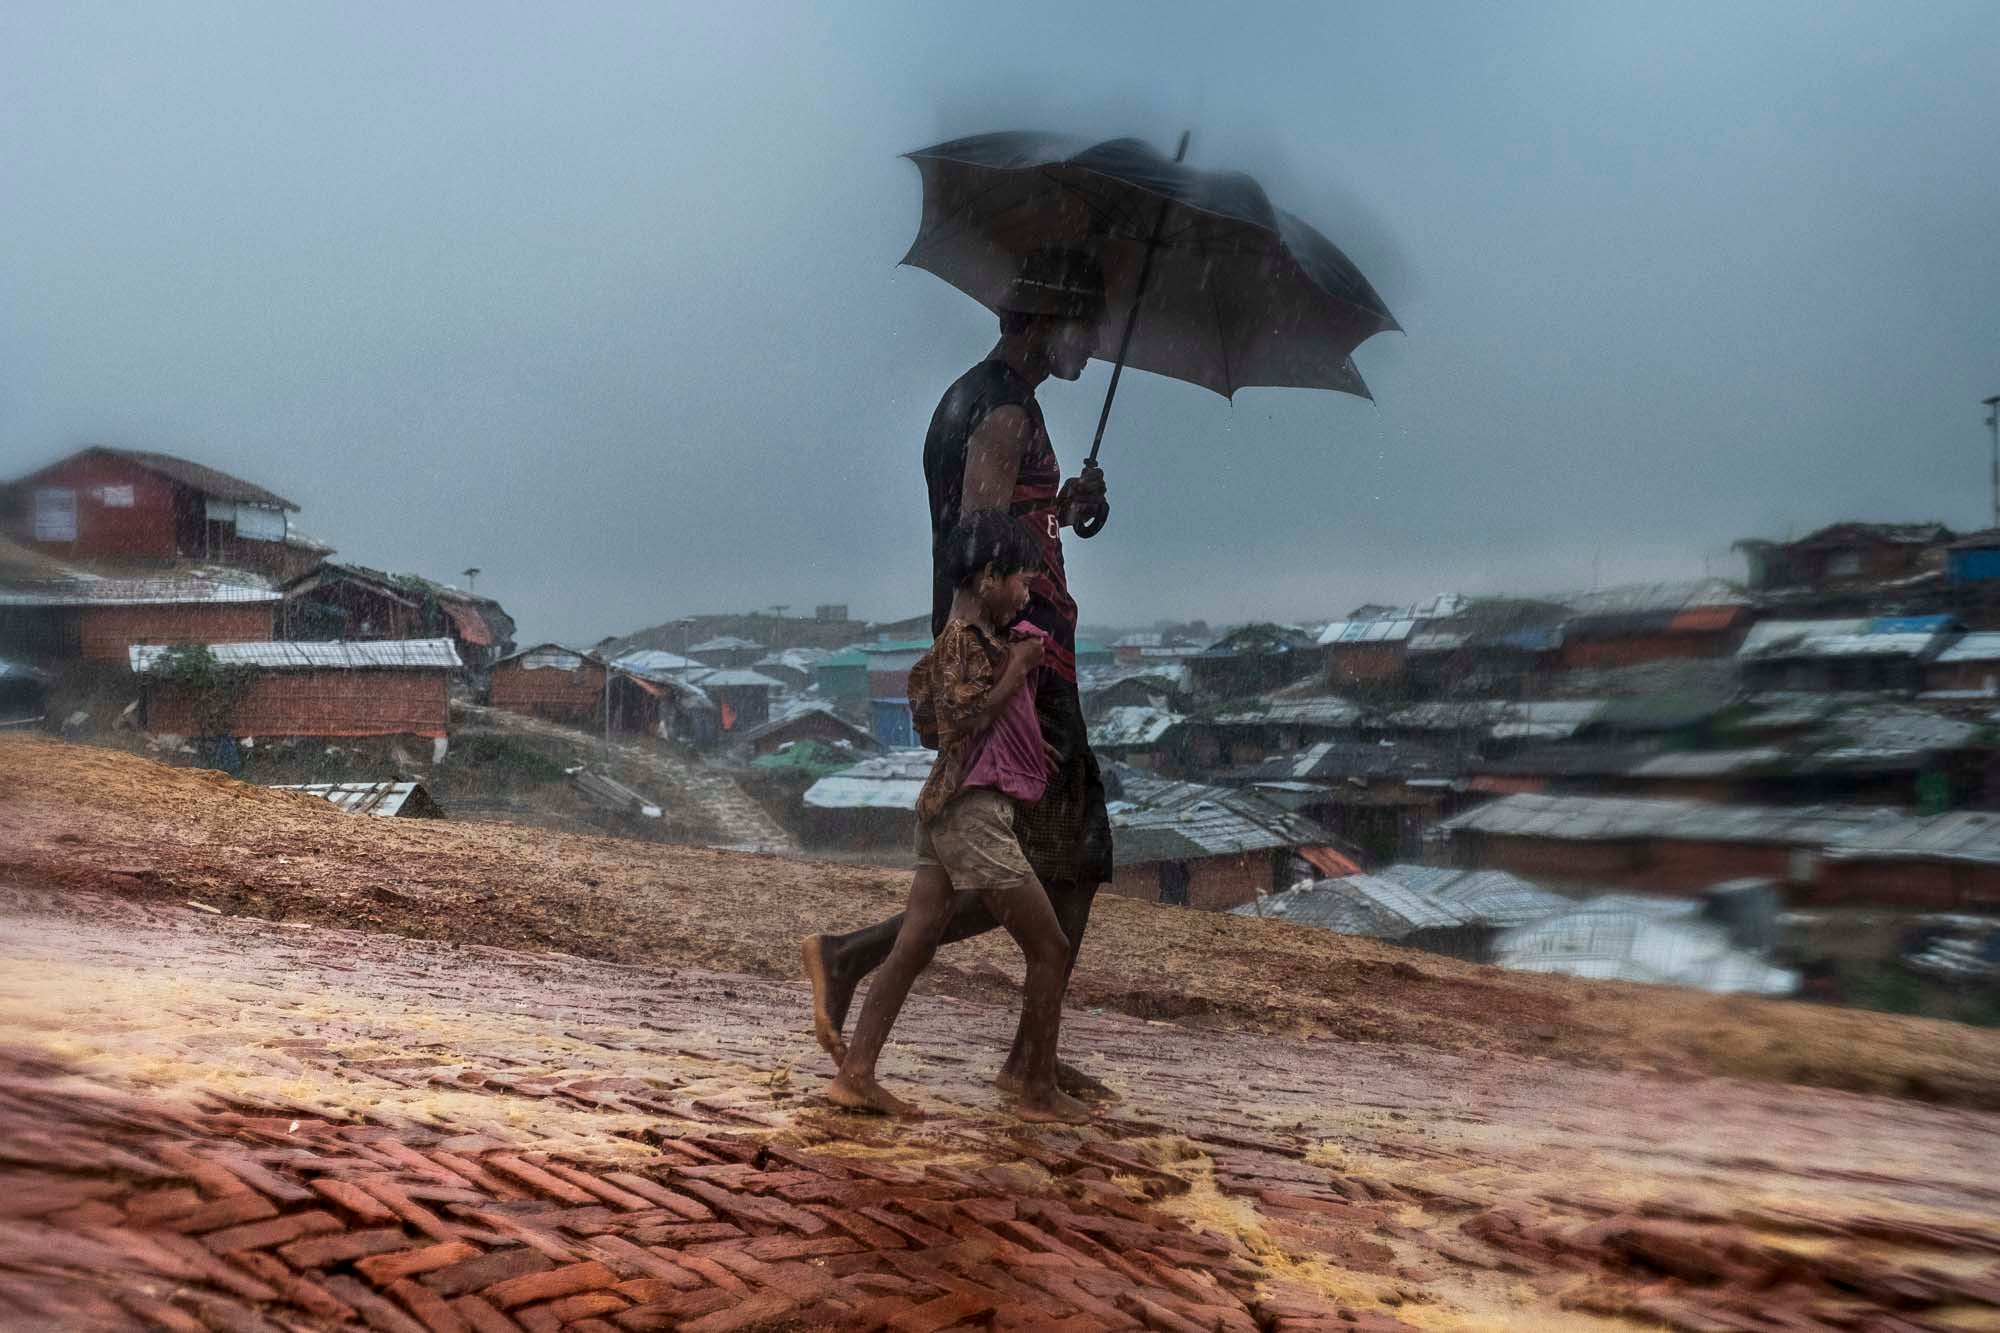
[
  {"left": 1812, "top": 858, "right": 2000, "bottom": 911},
  {"left": 1465, "top": 833, "right": 1790, "bottom": 894},
  {"left": 1558, "top": 632, "right": 1731, "bottom": 670},
  {"left": 489, "top": 659, "right": 606, "bottom": 724},
  {"left": 1925, "top": 661, "right": 2000, "bottom": 694},
  {"left": 79, "top": 603, "right": 275, "bottom": 662},
  {"left": 1329, "top": 644, "right": 1404, "bottom": 683},
  {"left": 1107, "top": 852, "right": 1272, "bottom": 912},
  {"left": 148, "top": 669, "right": 450, "bottom": 738}
]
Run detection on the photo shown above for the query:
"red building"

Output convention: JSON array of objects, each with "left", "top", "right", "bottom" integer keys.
[
  {"left": 5, "top": 447, "right": 309, "bottom": 577},
  {"left": 131, "top": 639, "right": 460, "bottom": 739},
  {"left": 1554, "top": 581, "right": 1754, "bottom": 671},
  {"left": 488, "top": 644, "right": 608, "bottom": 724}
]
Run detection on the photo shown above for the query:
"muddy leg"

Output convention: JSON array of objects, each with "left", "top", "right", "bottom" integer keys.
[
  {"left": 824, "top": 871, "right": 956, "bottom": 1117},
  {"left": 995, "top": 879, "right": 1114, "bottom": 1100},
  {"left": 805, "top": 878, "right": 1000, "bottom": 1060}
]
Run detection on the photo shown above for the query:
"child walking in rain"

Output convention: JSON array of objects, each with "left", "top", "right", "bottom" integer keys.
[{"left": 824, "top": 509, "right": 1092, "bottom": 1124}]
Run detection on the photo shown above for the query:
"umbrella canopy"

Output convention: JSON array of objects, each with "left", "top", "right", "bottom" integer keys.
[{"left": 901, "top": 131, "right": 1399, "bottom": 400}]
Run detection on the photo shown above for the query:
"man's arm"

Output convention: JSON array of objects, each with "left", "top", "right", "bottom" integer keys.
[{"left": 963, "top": 406, "right": 1032, "bottom": 512}]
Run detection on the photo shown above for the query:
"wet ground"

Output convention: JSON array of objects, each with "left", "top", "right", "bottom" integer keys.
[
  {"left": 5, "top": 885, "right": 1999, "bottom": 1332},
  {"left": 9, "top": 735, "right": 2000, "bottom": 1113}
]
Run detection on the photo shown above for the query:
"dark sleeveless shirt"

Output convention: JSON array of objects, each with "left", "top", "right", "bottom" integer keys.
[{"left": 922, "top": 360, "right": 1078, "bottom": 681}]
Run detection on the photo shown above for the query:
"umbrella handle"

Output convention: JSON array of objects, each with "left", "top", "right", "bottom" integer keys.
[{"left": 1074, "top": 501, "right": 1109, "bottom": 540}]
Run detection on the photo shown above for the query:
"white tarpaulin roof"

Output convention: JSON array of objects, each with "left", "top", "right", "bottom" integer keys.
[{"left": 131, "top": 639, "right": 463, "bottom": 672}]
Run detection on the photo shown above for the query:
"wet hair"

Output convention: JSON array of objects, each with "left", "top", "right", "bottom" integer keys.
[
  {"left": 997, "top": 309, "right": 1038, "bottom": 338},
  {"left": 942, "top": 508, "right": 1041, "bottom": 589}
]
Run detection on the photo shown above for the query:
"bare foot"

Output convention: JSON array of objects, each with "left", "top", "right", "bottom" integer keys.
[
  {"left": 824, "top": 1072, "right": 923, "bottom": 1118},
  {"left": 800, "top": 935, "right": 852, "bottom": 1064},
  {"left": 995, "top": 1060, "right": 1119, "bottom": 1102},
  {"left": 1013, "top": 1086, "right": 1095, "bottom": 1125}
]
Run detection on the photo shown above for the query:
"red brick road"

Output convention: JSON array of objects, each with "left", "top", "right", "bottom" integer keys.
[{"left": 3, "top": 886, "right": 1998, "bottom": 1331}]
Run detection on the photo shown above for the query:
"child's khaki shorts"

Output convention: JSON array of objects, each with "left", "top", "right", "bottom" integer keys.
[{"left": 913, "top": 788, "right": 1038, "bottom": 895}]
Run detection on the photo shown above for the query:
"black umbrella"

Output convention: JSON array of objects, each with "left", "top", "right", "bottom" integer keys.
[{"left": 901, "top": 130, "right": 1401, "bottom": 508}]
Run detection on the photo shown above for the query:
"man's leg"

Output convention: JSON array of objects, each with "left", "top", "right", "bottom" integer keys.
[
  {"left": 993, "top": 878, "right": 1115, "bottom": 1099},
  {"left": 803, "top": 881, "right": 1004, "bottom": 1060}
]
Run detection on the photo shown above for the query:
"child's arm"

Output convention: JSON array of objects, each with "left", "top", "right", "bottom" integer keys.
[
  {"left": 969, "top": 638, "right": 1042, "bottom": 734},
  {"left": 933, "top": 630, "right": 1041, "bottom": 743}
]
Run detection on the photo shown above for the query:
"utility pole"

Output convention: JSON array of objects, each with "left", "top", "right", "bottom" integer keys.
[
  {"left": 1985, "top": 396, "right": 2000, "bottom": 530},
  {"left": 462, "top": 567, "right": 481, "bottom": 594}
]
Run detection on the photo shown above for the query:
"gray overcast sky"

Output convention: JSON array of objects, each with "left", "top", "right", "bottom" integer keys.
[{"left": 4, "top": 2, "right": 1997, "bottom": 643}]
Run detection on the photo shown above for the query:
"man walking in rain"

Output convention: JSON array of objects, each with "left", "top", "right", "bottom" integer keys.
[{"left": 804, "top": 248, "right": 1117, "bottom": 1102}]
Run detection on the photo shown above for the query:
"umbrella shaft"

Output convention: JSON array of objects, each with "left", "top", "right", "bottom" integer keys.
[{"left": 1086, "top": 130, "right": 1191, "bottom": 468}]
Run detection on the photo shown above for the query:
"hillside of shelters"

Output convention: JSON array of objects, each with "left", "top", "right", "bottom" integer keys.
[{"left": 8, "top": 445, "right": 2000, "bottom": 1023}]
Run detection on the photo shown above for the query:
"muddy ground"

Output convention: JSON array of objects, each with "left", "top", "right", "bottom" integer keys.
[{"left": 6, "top": 734, "right": 2000, "bottom": 1111}]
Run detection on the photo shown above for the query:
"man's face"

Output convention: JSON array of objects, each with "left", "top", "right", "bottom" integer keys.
[{"left": 1042, "top": 317, "right": 1097, "bottom": 380}]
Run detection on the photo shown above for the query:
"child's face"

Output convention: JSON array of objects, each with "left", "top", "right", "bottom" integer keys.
[{"left": 980, "top": 566, "right": 1034, "bottom": 622}]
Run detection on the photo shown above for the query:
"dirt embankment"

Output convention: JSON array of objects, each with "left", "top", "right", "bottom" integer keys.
[{"left": 6, "top": 734, "right": 2000, "bottom": 1110}]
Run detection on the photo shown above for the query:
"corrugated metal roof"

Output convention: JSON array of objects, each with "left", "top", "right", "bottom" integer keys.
[
  {"left": 755, "top": 648, "right": 828, "bottom": 672},
  {"left": 1938, "top": 633, "right": 2000, "bottom": 664},
  {"left": 614, "top": 650, "right": 700, "bottom": 676},
  {"left": 1493, "top": 904, "right": 1796, "bottom": 994},
  {"left": 1813, "top": 705, "right": 1981, "bottom": 762},
  {"left": 1629, "top": 748, "right": 1786, "bottom": 778},
  {"left": 1442, "top": 791, "right": 2000, "bottom": 865},
  {"left": 0, "top": 575, "right": 282, "bottom": 606},
  {"left": 1560, "top": 579, "right": 1750, "bottom": 617},
  {"left": 1235, "top": 865, "right": 1569, "bottom": 937},
  {"left": 740, "top": 703, "right": 876, "bottom": 748},
  {"left": 1440, "top": 792, "right": 1897, "bottom": 846},
  {"left": 1828, "top": 809, "right": 2000, "bottom": 865},
  {"left": 1317, "top": 618, "right": 1417, "bottom": 647},
  {"left": 1334, "top": 594, "right": 1468, "bottom": 626},
  {"left": 1737, "top": 618, "right": 1944, "bottom": 661},
  {"left": 689, "top": 636, "right": 764, "bottom": 652},
  {"left": 1090, "top": 705, "right": 1184, "bottom": 748},
  {"left": 272, "top": 781, "right": 432, "bottom": 816},
  {"left": 496, "top": 643, "right": 600, "bottom": 670},
  {"left": 802, "top": 750, "right": 934, "bottom": 809},
  {"left": 1388, "top": 699, "right": 1605, "bottom": 740},
  {"left": 1405, "top": 629, "right": 1468, "bottom": 653},
  {"left": 1234, "top": 738, "right": 1462, "bottom": 783},
  {"left": 1213, "top": 696, "right": 1361, "bottom": 728},
  {"left": 1112, "top": 825, "right": 1213, "bottom": 867},
  {"left": 1107, "top": 767, "right": 1333, "bottom": 857},
  {"left": 130, "top": 639, "right": 463, "bottom": 673},
  {"left": 698, "top": 669, "right": 784, "bottom": 689}
]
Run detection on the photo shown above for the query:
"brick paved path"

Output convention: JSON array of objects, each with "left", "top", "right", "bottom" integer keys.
[{"left": 4, "top": 887, "right": 1999, "bottom": 1331}]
